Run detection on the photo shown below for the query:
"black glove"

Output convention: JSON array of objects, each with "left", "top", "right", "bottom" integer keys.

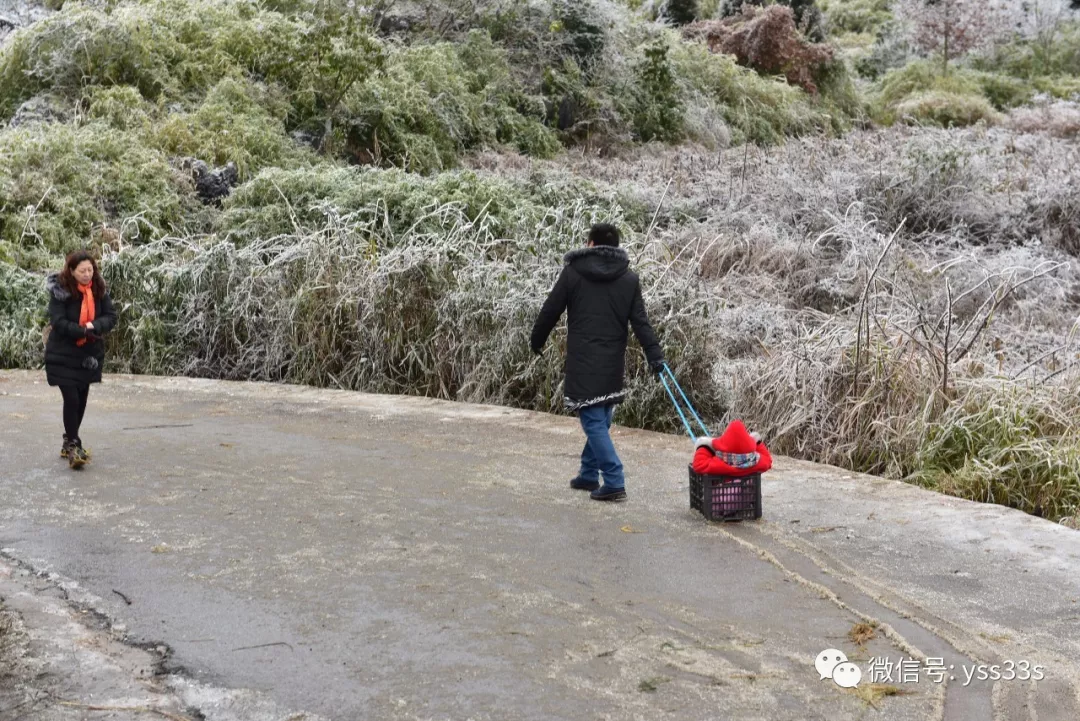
[
  {"left": 650, "top": 360, "right": 666, "bottom": 377},
  {"left": 81, "top": 356, "right": 99, "bottom": 371}
]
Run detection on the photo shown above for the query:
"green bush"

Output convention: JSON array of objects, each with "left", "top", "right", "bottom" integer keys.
[
  {"left": 1031, "top": 75, "right": 1080, "bottom": 100},
  {"left": 972, "top": 73, "right": 1035, "bottom": 111},
  {"left": 875, "top": 61, "right": 979, "bottom": 108},
  {"left": 217, "top": 163, "right": 642, "bottom": 255},
  {"left": 873, "top": 61, "right": 1000, "bottom": 126},
  {"left": 342, "top": 31, "right": 559, "bottom": 172},
  {"left": 874, "top": 60, "right": 1041, "bottom": 120},
  {"left": 536, "top": 5, "right": 859, "bottom": 149},
  {"left": 0, "top": 0, "right": 861, "bottom": 174},
  {"left": 86, "top": 85, "right": 153, "bottom": 132},
  {"left": 0, "top": 0, "right": 385, "bottom": 139},
  {"left": 0, "top": 4, "right": 178, "bottom": 118},
  {"left": 155, "top": 78, "right": 312, "bottom": 179},
  {"left": 672, "top": 38, "right": 832, "bottom": 144},
  {"left": 531, "top": 2, "right": 620, "bottom": 145},
  {"left": 0, "top": 122, "right": 194, "bottom": 265},
  {"left": 631, "top": 39, "right": 687, "bottom": 142},
  {"left": 893, "top": 90, "right": 999, "bottom": 128},
  {"left": 964, "top": 20, "right": 1080, "bottom": 103},
  {"left": 970, "top": 20, "right": 1080, "bottom": 81},
  {"left": 854, "top": 18, "right": 915, "bottom": 79},
  {"left": 815, "top": 58, "right": 866, "bottom": 130},
  {"left": 915, "top": 384, "right": 1080, "bottom": 522},
  {"left": 663, "top": 0, "right": 701, "bottom": 26},
  {"left": 551, "top": 0, "right": 608, "bottom": 71},
  {"left": 0, "top": 262, "right": 46, "bottom": 368},
  {"left": 820, "top": 0, "right": 891, "bottom": 36},
  {"left": 219, "top": 166, "right": 547, "bottom": 243},
  {"left": 540, "top": 55, "right": 630, "bottom": 147},
  {"left": 0, "top": 3, "right": 557, "bottom": 182}
]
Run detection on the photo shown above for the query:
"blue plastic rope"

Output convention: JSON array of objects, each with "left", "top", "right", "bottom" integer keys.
[
  {"left": 663, "top": 364, "right": 710, "bottom": 437},
  {"left": 660, "top": 373, "right": 697, "bottom": 440}
]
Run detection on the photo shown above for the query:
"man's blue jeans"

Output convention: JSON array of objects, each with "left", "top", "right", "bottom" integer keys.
[{"left": 578, "top": 403, "right": 625, "bottom": 489}]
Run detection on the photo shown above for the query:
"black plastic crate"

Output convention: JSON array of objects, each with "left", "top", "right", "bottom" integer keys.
[{"left": 689, "top": 466, "right": 762, "bottom": 522}]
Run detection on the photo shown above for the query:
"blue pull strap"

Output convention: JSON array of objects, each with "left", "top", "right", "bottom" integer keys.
[{"left": 660, "top": 363, "right": 709, "bottom": 440}]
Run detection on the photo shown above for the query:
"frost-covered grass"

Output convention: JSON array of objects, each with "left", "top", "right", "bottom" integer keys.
[
  {"left": 1, "top": 0, "right": 1079, "bottom": 521},
  {"left": 6, "top": 122, "right": 1079, "bottom": 519},
  {"left": 96, "top": 193, "right": 725, "bottom": 431},
  {"left": 0, "top": 599, "right": 18, "bottom": 666},
  {"left": 472, "top": 125, "right": 1080, "bottom": 520}
]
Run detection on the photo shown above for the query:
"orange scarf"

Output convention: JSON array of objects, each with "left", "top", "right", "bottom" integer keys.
[{"left": 75, "top": 284, "right": 96, "bottom": 347}]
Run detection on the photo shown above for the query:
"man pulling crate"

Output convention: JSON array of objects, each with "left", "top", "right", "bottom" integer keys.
[{"left": 530, "top": 223, "right": 666, "bottom": 503}]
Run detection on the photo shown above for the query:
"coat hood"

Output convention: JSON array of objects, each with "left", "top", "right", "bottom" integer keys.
[
  {"left": 692, "top": 419, "right": 773, "bottom": 478},
  {"left": 564, "top": 245, "right": 630, "bottom": 282},
  {"left": 714, "top": 420, "right": 758, "bottom": 455},
  {"left": 46, "top": 272, "right": 71, "bottom": 301}
]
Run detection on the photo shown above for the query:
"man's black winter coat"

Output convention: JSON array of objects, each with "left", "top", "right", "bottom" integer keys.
[
  {"left": 530, "top": 245, "right": 664, "bottom": 411},
  {"left": 44, "top": 273, "right": 118, "bottom": 387}
]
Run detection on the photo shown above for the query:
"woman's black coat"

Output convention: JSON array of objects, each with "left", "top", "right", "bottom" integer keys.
[
  {"left": 44, "top": 273, "right": 118, "bottom": 387},
  {"left": 530, "top": 246, "right": 664, "bottom": 411}
]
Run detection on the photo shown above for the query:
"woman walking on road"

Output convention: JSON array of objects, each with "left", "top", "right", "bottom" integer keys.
[{"left": 44, "top": 251, "right": 118, "bottom": 469}]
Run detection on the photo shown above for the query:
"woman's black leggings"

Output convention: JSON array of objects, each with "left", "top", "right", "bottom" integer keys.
[{"left": 59, "top": 384, "right": 90, "bottom": 441}]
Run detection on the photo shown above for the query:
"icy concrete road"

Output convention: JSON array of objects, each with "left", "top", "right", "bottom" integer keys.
[{"left": 1, "top": 371, "right": 1078, "bottom": 721}]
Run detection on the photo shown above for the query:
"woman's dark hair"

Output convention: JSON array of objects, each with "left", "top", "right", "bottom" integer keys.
[
  {"left": 59, "top": 250, "right": 106, "bottom": 299},
  {"left": 588, "top": 223, "right": 620, "bottom": 247}
]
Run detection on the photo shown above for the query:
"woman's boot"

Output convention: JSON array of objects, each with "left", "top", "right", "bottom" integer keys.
[{"left": 68, "top": 439, "right": 89, "bottom": 469}]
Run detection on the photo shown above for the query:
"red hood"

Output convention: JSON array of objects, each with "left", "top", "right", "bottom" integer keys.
[{"left": 713, "top": 420, "right": 757, "bottom": 455}]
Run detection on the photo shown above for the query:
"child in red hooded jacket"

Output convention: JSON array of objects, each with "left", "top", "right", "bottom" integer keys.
[{"left": 692, "top": 420, "right": 772, "bottom": 477}]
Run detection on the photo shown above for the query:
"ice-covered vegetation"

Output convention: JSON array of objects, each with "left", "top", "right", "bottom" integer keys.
[{"left": 1, "top": 0, "right": 1078, "bottom": 522}]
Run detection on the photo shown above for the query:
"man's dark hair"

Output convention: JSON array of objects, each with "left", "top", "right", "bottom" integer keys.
[{"left": 589, "top": 223, "right": 620, "bottom": 247}]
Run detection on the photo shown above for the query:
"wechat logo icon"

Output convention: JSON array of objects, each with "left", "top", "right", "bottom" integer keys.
[{"left": 816, "top": 649, "right": 862, "bottom": 688}]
